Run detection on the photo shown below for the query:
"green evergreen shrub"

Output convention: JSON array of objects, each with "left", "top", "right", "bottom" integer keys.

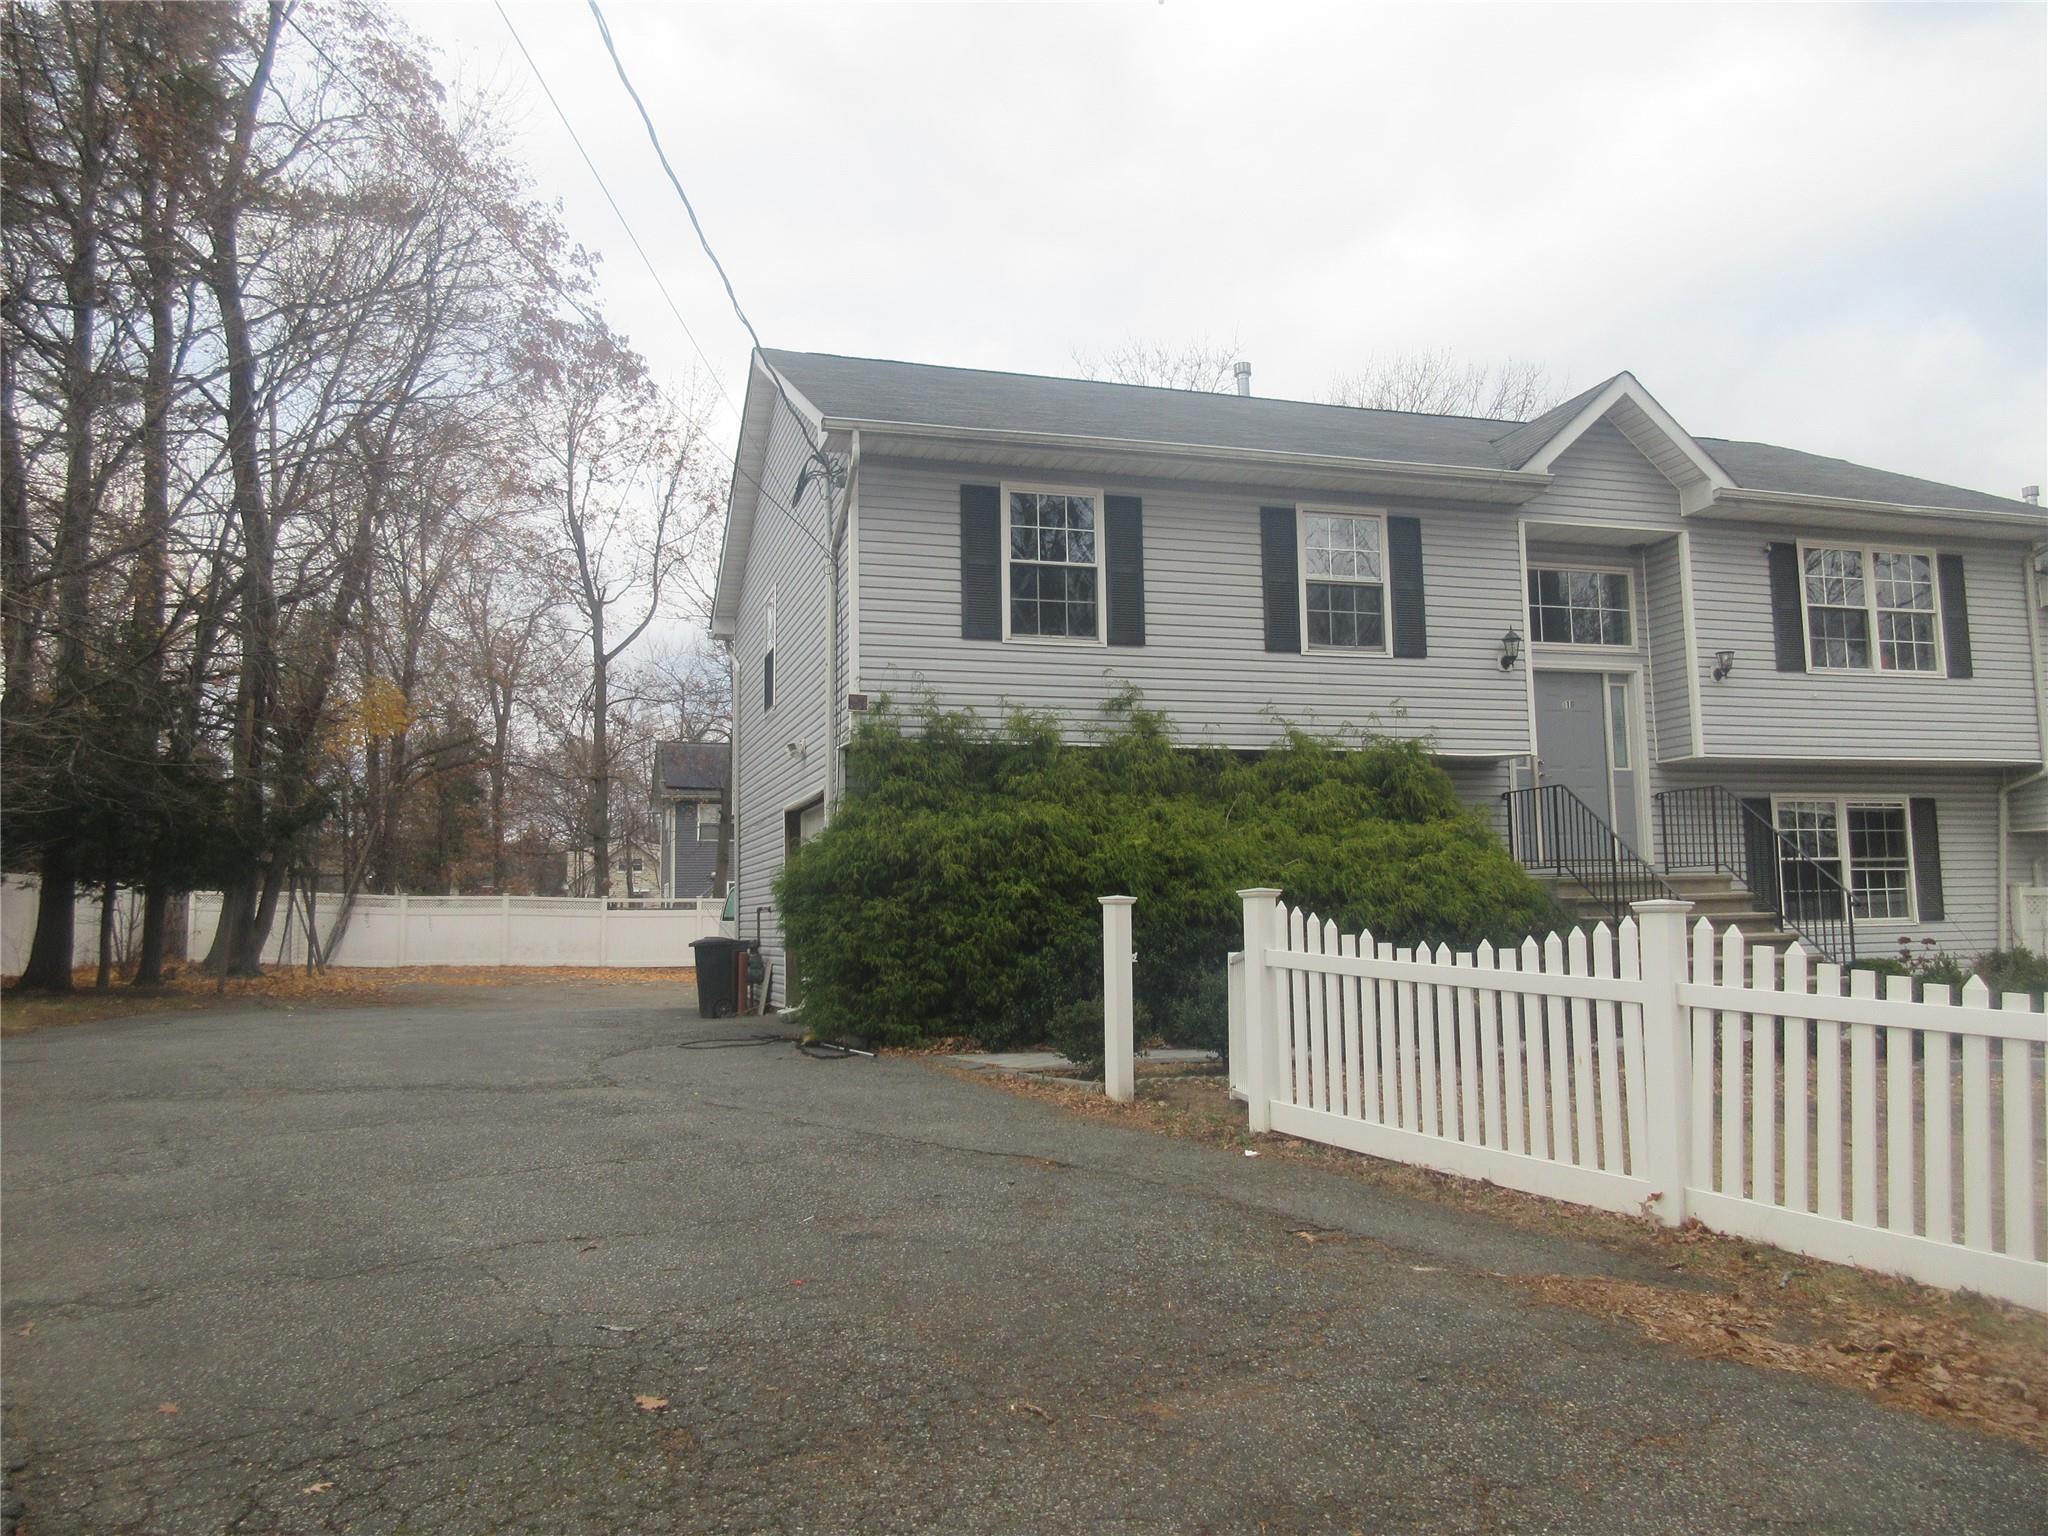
[{"left": 775, "top": 698, "right": 1566, "bottom": 1048}]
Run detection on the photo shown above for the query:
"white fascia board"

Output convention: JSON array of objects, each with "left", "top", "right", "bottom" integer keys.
[
  {"left": 1517, "top": 372, "right": 1737, "bottom": 497},
  {"left": 710, "top": 356, "right": 830, "bottom": 637},
  {"left": 1701, "top": 487, "right": 2048, "bottom": 539},
  {"left": 821, "top": 417, "right": 1555, "bottom": 504}
]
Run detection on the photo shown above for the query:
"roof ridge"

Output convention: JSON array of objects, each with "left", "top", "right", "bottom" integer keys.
[{"left": 760, "top": 347, "right": 1534, "bottom": 429}]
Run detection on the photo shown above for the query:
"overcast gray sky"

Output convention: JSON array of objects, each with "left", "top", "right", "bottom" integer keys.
[{"left": 411, "top": 1, "right": 2045, "bottom": 500}]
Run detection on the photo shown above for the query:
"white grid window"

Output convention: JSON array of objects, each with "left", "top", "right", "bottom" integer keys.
[
  {"left": 1302, "top": 512, "right": 1386, "bottom": 651},
  {"left": 1007, "top": 490, "right": 1099, "bottom": 640},
  {"left": 1528, "top": 568, "right": 1631, "bottom": 646},
  {"left": 1802, "top": 544, "right": 1940, "bottom": 673},
  {"left": 1774, "top": 798, "right": 1915, "bottom": 923}
]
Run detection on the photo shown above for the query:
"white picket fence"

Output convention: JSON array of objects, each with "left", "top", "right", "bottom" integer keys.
[
  {"left": 1233, "top": 890, "right": 2047, "bottom": 1310},
  {"left": 187, "top": 893, "right": 722, "bottom": 970}
]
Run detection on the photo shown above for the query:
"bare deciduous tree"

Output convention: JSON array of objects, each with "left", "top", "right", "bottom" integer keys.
[
  {"left": 1323, "top": 349, "right": 1564, "bottom": 421},
  {"left": 1072, "top": 334, "right": 1243, "bottom": 393}
]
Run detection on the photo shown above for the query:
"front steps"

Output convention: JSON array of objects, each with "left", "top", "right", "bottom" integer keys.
[{"left": 1542, "top": 870, "right": 1800, "bottom": 949}]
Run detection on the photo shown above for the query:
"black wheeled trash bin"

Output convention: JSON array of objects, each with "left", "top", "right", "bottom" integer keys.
[{"left": 691, "top": 936, "right": 754, "bottom": 1018}]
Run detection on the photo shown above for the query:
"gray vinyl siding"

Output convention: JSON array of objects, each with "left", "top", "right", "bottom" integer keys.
[
  {"left": 1642, "top": 537, "right": 1694, "bottom": 762},
  {"left": 1688, "top": 525, "right": 2038, "bottom": 763},
  {"left": 1521, "top": 420, "right": 1680, "bottom": 527},
  {"left": 855, "top": 458, "right": 1528, "bottom": 755},
  {"left": 665, "top": 801, "right": 724, "bottom": 899},
  {"left": 731, "top": 397, "right": 834, "bottom": 1007},
  {"left": 1653, "top": 762, "right": 2003, "bottom": 954}
]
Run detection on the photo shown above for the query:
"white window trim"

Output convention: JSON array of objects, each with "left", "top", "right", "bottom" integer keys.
[
  {"left": 999, "top": 481, "right": 1107, "bottom": 646},
  {"left": 1296, "top": 505, "right": 1392, "bottom": 656},
  {"left": 1768, "top": 793, "right": 1919, "bottom": 927},
  {"left": 1794, "top": 540, "right": 1943, "bottom": 675},
  {"left": 1526, "top": 562, "right": 1636, "bottom": 651}
]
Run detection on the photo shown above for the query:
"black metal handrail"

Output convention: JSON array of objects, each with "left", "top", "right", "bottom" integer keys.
[
  {"left": 1499, "top": 783, "right": 1680, "bottom": 925},
  {"left": 1654, "top": 785, "right": 1857, "bottom": 962}
]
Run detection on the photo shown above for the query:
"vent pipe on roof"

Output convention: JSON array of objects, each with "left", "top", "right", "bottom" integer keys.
[
  {"left": 2023, "top": 485, "right": 2041, "bottom": 505},
  {"left": 1233, "top": 360, "right": 1251, "bottom": 397}
]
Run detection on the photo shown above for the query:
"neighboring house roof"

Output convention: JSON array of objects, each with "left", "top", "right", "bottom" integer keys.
[
  {"left": 759, "top": 348, "right": 2040, "bottom": 517},
  {"left": 655, "top": 740, "right": 730, "bottom": 797}
]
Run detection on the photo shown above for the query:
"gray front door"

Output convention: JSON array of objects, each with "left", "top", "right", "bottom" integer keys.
[{"left": 1534, "top": 670, "right": 1613, "bottom": 863}]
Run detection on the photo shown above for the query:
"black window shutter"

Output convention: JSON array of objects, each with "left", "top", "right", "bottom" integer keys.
[
  {"left": 1740, "top": 796, "right": 1780, "bottom": 912},
  {"left": 1388, "top": 515, "right": 1427, "bottom": 658},
  {"left": 1104, "top": 495, "right": 1145, "bottom": 646},
  {"left": 1909, "top": 798, "right": 1944, "bottom": 922},
  {"left": 1936, "top": 553, "right": 1972, "bottom": 679},
  {"left": 762, "top": 650, "right": 774, "bottom": 711},
  {"left": 1258, "top": 506, "right": 1299, "bottom": 653},
  {"left": 960, "top": 484, "right": 1001, "bottom": 640},
  {"left": 1766, "top": 542, "right": 1805, "bottom": 672}
]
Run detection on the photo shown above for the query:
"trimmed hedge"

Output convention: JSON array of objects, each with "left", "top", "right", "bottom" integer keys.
[{"left": 775, "top": 699, "right": 1564, "bottom": 1049}]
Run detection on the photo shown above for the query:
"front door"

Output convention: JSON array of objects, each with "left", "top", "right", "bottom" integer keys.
[{"left": 1534, "top": 670, "right": 1640, "bottom": 861}]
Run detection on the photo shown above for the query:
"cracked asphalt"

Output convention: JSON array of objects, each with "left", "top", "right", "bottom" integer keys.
[{"left": 2, "top": 982, "right": 2042, "bottom": 1534}]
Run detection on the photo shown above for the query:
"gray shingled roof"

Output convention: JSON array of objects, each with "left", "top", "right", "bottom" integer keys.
[
  {"left": 655, "top": 740, "right": 729, "bottom": 795},
  {"left": 762, "top": 349, "right": 2039, "bottom": 517}
]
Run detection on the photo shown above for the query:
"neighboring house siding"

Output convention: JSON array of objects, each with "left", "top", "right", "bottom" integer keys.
[
  {"left": 669, "top": 802, "right": 723, "bottom": 898},
  {"left": 1655, "top": 762, "right": 2003, "bottom": 954},
  {"left": 732, "top": 397, "right": 833, "bottom": 1006},
  {"left": 1688, "top": 525, "right": 2038, "bottom": 763},
  {"left": 855, "top": 458, "right": 1528, "bottom": 755}
]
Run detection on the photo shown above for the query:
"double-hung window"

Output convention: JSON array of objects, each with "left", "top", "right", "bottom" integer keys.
[
  {"left": 1800, "top": 543, "right": 1940, "bottom": 672},
  {"left": 1773, "top": 798, "right": 1915, "bottom": 923},
  {"left": 1527, "top": 567, "right": 1632, "bottom": 646},
  {"left": 1006, "top": 488, "right": 1100, "bottom": 640},
  {"left": 1302, "top": 510, "right": 1386, "bottom": 651}
]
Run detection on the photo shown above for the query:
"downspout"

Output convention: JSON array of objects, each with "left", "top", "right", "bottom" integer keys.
[
  {"left": 1995, "top": 543, "right": 2048, "bottom": 947},
  {"left": 822, "top": 429, "right": 859, "bottom": 819}
]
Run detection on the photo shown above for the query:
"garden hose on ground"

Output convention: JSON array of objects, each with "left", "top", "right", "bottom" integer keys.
[{"left": 675, "top": 1032, "right": 874, "bottom": 1060}]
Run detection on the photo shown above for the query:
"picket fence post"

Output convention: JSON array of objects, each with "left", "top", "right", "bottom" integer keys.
[
  {"left": 500, "top": 893, "right": 513, "bottom": 966},
  {"left": 1631, "top": 898, "right": 1694, "bottom": 1226},
  {"left": 396, "top": 892, "right": 410, "bottom": 967},
  {"left": 1236, "top": 888, "right": 1284, "bottom": 1134},
  {"left": 1100, "top": 896, "right": 1136, "bottom": 1104}
]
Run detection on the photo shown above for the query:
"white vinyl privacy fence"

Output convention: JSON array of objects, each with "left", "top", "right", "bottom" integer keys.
[
  {"left": 187, "top": 893, "right": 721, "bottom": 970},
  {"left": 1233, "top": 890, "right": 2046, "bottom": 1310}
]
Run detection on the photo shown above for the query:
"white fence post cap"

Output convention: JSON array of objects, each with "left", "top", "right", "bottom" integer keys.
[
  {"left": 1235, "top": 887, "right": 1283, "bottom": 899},
  {"left": 1630, "top": 898, "right": 1695, "bottom": 913},
  {"left": 1099, "top": 895, "right": 1136, "bottom": 907}
]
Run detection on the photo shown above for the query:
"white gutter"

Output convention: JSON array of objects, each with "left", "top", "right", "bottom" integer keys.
[
  {"left": 1996, "top": 543, "right": 2048, "bottom": 947},
  {"left": 819, "top": 416, "right": 1554, "bottom": 501},
  {"left": 1703, "top": 486, "right": 2047, "bottom": 536}
]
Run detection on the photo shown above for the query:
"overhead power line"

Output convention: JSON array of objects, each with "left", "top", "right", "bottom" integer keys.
[
  {"left": 583, "top": 0, "right": 831, "bottom": 472},
  {"left": 491, "top": 0, "right": 740, "bottom": 428},
  {"left": 289, "top": 1, "right": 832, "bottom": 567}
]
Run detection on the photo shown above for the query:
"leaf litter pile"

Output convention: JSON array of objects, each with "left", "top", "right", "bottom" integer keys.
[
  {"left": 2, "top": 965, "right": 693, "bottom": 1035},
  {"left": 939, "top": 1059, "right": 2048, "bottom": 1452}
]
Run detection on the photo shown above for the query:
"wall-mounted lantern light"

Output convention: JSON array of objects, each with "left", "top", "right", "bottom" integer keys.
[
  {"left": 1713, "top": 649, "right": 1736, "bottom": 682},
  {"left": 1499, "top": 628, "right": 1523, "bottom": 670}
]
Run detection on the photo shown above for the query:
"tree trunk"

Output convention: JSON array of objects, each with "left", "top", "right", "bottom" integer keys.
[
  {"left": 589, "top": 606, "right": 610, "bottom": 899},
  {"left": 133, "top": 881, "right": 170, "bottom": 987},
  {"left": 16, "top": 849, "right": 78, "bottom": 993},
  {"left": 204, "top": 4, "right": 285, "bottom": 976},
  {"left": 96, "top": 878, "right": 115, "bottom": 990}
]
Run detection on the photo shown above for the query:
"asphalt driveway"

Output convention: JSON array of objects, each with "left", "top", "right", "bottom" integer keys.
[{"left": 2, "top": 983, "right": 2040, "bottom": 1534}]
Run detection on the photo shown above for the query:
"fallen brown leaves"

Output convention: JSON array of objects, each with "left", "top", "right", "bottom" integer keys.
[
  {"left": 632, "top": 1394, "right": 670, "bottom": 1413},
  {"left": 2, "top": 965, "right": 693, "bottom": 1035},
  {"left": 941, "top": 1059, "right": 2048, "bottom": 1453},
  {"left": 1511, "top": 1272, "right": 2047, "bottom": 1451}
]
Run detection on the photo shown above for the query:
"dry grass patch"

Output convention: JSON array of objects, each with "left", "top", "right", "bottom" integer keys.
[
  {"left": 2, "top": 964, "right": 693, "bottom": 1036},
  {"left": 936, "top": 1061, "right": 2048, "bottom": 1452}
]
